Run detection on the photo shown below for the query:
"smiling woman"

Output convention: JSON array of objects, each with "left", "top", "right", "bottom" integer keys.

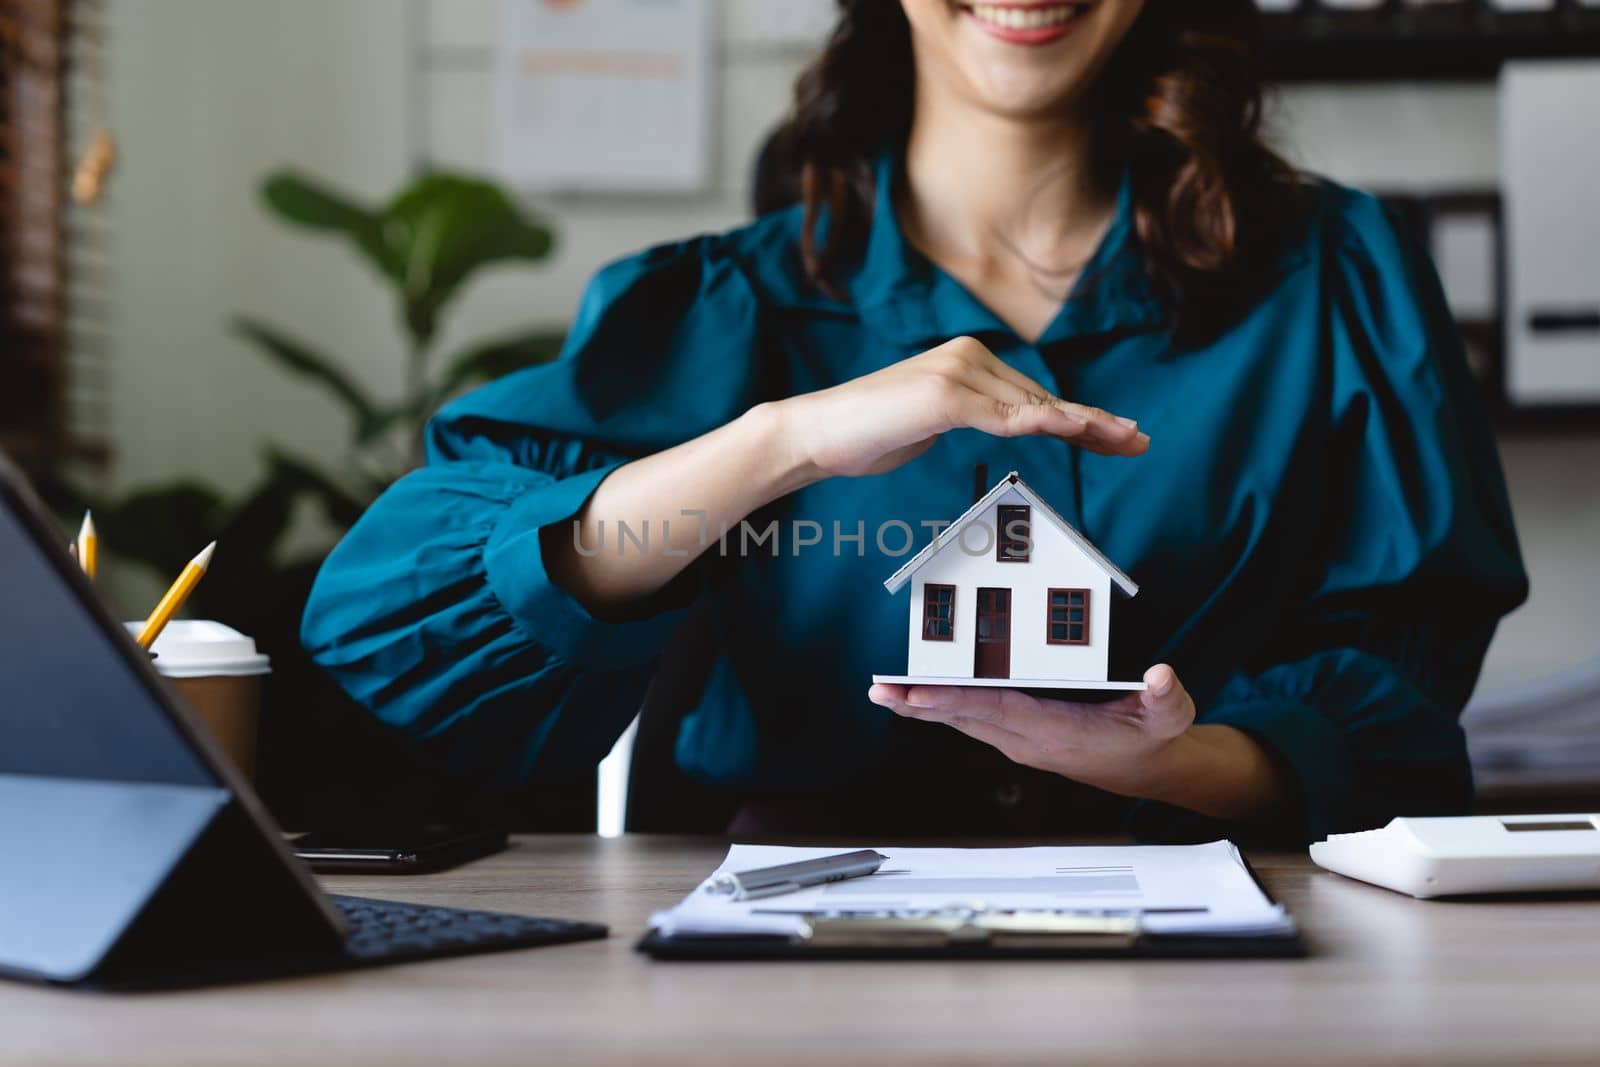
[
  {"left": 303, "top": 0, "right": 1526, "bottom": 844},
  {"left": 789, "top": 0, "right": 1298, "bottom": 343}
]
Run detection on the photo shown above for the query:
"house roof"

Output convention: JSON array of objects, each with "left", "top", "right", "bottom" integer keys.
[{"left": 882, "top": 471, "right": 1140, "bottom": 597}]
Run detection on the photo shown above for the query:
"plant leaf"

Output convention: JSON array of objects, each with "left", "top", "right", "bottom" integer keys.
[
  {"left": 258, "top": 170, "right": 556, "bottom": 349},
  {"left": 379, "top": 174, "right": 555, "bottom": 344},
  {"left": 100, "top": 483, "right": 228, "bottom": 580},
  {"left": 232, "top": 317, "right": 387, "bottom": 443},
  {"left": 263, "top": 447, "right": 373, "bottom": 527},
  {"left": 260, "top": 171, "right": 399, "bottom": 283},
  {"left": 431, "top": 328, "right": 566, "bottom": 407},
  {"left": 213, "top": 475, "right": 298, "bottom": 574}
]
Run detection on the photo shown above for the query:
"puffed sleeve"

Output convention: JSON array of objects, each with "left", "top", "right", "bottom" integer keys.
[
  {"left": 1131, "top": 191, "right": 1528, "bottom": 845},
  {"left": 301, "top": 235, "right": 766, "bottom": 790}
]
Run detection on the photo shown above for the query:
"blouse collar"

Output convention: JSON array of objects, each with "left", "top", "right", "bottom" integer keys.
[{"left": 847, "top": 149, "right": 1166, "bottom": 348}]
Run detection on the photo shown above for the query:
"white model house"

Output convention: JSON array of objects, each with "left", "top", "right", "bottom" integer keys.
[{"left": 873, "top": 472, "right": 1144, "bottom": 691}]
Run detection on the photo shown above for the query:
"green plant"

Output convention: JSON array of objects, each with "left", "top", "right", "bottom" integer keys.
[
  {"left": 242, "top": 169, "right": 564, "bottom": 492},
  {"left": 40, "top": 170, "right": 566, "bottom": 827},
  {"left": 54, "top": 168, "right": 562, "bottom": 584}
]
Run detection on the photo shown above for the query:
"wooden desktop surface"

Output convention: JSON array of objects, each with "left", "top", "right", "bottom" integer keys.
[{"left": 6, "top": 834, "right": 1600, "bottom": 1067}]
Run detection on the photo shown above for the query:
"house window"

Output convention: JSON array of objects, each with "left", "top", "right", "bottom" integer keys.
[
  {"left": 996, "top": 504, "right": 1030, "bottom": 562},
  {"left": 1046, "top": 588, "right": 1090, "bottom": 645},
  {"left": 921, "top": 584, "right": 955, "bottom": 640}
]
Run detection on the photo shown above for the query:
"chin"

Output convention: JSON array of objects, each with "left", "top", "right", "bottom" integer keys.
[{"left": 905, "top": 0, "right": 1145, "bottom": 118}]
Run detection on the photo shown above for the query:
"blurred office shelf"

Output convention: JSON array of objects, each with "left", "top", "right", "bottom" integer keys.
[
  {"left": 1372, "top": 188, "right": 1600, "bottom": 428},
  {"left": 1467, "top": 657, "right": 1600, "bottom": 805},
  {"left": 1261, "top": 5, "right": 1600, "bottom": 82}
]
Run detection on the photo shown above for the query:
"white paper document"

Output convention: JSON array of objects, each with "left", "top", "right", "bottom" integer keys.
[
  {"left": 493, "top": 0, "right": 714, "bottom": 193},
  {"left": 651, "top": 841, "right": 1293, "bottom": 939}
]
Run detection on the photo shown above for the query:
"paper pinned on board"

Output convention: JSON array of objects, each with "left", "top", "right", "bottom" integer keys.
[
  {"left": 493, "top": 0, "right": 714, "bottom": 194},
  {"left": 650, "top": 840, "right": 1294, "bottom": 939}
]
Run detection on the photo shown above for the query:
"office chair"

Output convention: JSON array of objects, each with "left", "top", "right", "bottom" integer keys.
[
  {"left": 621, "top": 126, "right": 801, "bottom": 833},
  {"left": 623, "top": 601, "right": 738, "bottom": 833}
]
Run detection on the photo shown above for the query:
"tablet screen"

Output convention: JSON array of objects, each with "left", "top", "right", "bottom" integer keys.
[{"left": 0, "top": 496, "right": 214, "bottom": 788}]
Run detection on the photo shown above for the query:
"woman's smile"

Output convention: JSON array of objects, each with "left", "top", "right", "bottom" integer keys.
[{"left": 956, "top": 2, "right": 1095, "bottom": 46}]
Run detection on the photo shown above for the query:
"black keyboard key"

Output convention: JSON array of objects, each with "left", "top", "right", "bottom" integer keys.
[{"left": 328, "top": 895, "right": 606, "bottom": 963}]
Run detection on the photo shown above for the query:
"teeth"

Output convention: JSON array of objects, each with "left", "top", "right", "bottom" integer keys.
[{"left": 969, "top": 4, "right": 1082, "bottom": 31}]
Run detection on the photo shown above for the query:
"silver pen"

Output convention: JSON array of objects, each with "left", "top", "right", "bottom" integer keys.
[{"left": 708, "top": 849, "right": 889, "bottom": 901}]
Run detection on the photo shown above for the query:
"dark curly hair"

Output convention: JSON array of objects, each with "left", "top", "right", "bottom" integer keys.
[{"left": 775, "top": 0, "right": 1303, "bottom": 343}]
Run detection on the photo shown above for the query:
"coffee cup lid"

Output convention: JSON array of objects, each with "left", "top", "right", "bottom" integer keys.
[{"left": 122, "top": 619, "right": 272, "bottom": 677}]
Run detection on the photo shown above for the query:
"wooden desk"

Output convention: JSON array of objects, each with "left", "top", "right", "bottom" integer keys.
[{"left": 5, "top": 835, "right": 1599, "bottom": 1067}]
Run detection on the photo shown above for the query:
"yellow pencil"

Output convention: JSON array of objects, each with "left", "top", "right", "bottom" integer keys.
[
  {"left": 136, "top": 541, "right": 215, "bottom": 649},
  {"left": 76, "top": 510, "right": 97, "bottom": 581}
]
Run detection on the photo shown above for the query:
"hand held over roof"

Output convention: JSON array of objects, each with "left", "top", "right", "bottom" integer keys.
[{"left": 775, "top": 335, "right": 1149, "bottom": 486}]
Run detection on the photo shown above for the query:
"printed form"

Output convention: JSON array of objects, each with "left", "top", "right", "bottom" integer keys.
[{"left": 652, "top": 841, "right": 1293, "bottom": 939}]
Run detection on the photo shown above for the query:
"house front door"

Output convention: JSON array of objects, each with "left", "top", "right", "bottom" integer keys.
[{"left": 974, "top": 587, "right": 1011, "bottom": 679}]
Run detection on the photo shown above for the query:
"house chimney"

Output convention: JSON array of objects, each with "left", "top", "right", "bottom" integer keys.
[{"left": 972, "top": 463, "right": 989, "bottom": 504}]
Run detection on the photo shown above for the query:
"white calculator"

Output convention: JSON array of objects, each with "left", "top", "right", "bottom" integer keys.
[{"left": 1310, "top": 814, "right": 1600, "bottom": 899}]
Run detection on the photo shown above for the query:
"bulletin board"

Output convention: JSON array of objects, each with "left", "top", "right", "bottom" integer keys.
[{"left": 491, "top": 0, "right": 715, "bottom": 195}]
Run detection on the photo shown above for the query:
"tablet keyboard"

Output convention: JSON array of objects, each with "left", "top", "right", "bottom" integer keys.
[{"left": 330, "top": 894, "right": 607, "bottom": 962}]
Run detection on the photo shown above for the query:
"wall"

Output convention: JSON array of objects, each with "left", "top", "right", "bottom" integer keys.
[
  {"left": 105, "top": 0, "right": 412, "bottom": 499},
  {"left": 102, "top": 1, "right": 1592, "bottom": 685},
  {"left": 415, "top": 0, "right": 809, "bottom": 371}
]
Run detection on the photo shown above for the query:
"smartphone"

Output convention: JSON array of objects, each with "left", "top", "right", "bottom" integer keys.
[{"left": 290, "top": 822, "right": 508, "bottom": 874}]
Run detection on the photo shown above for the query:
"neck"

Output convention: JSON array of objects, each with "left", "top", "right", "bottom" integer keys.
[{"left": 901, "top": 87, "right": 1115, "bottom": 274}]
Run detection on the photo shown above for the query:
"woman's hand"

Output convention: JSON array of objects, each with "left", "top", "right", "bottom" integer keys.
[
  {"left": 548, "top": 336, "right": 1145, "bottom": 611},
  {"left": 773, "top": 335, "right": 1148, "bottom": 482},
  {"left": 869, "top": 664, "right": 1195, "bottom": 798},
  {"left": 868, "top": 664, "right": 1294, "bottom": 822}
]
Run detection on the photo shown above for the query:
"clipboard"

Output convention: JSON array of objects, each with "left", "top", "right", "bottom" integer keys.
[
  {"left": 636, "top": 852, "right": 1305, "bottom": 960},
  {"left": 635, "top": 921, "right": 1305, "bottom": 960}
]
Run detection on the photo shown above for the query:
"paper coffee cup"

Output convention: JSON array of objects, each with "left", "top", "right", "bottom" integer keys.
[{"left": 125, "top": 619, "right": 271, "bottom": 779}]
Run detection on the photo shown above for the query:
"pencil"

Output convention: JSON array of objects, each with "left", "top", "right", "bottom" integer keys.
[
  {"left": 136, "top": 541, "right": 215, "bottom": 649},
  {"left": 76, "top": 510, "right": 97, "bottom": 581}
]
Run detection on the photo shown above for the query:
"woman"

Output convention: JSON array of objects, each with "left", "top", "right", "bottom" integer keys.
[{"left": 303, "top": 0, "right": 1526, "bottom": 843}]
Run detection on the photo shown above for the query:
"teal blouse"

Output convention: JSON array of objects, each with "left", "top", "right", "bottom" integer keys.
[{"left": 302, "top": 158, "right": 1528, "bottom": 843}]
